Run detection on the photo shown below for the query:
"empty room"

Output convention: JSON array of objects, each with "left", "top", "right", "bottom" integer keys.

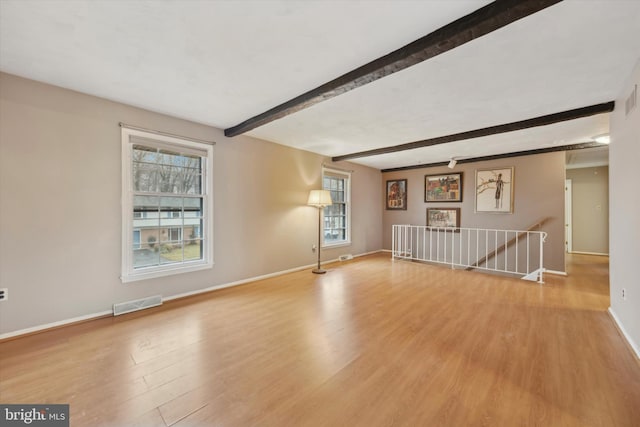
[{"left": 1, "top": 1, "right": 639, "bottom": 426}]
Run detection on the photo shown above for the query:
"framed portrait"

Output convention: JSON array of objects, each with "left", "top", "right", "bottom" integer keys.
[
  {"left": 386, "top": 179, "right": 407, "bottom": 210},
  {"left": 425, "top": 173, "right": 462, "bottom": 202},
  {"left": 426, "top": 208, "right": 461, "bottom": 229},
  {"left": 475, "top": 167, "right": 514, "bottom": 213}
]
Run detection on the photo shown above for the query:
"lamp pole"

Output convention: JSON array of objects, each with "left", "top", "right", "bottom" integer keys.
[
  {"left": 313, "top": 205, "right": 325, "bottom": 274},
  {"left": 307, "top": 189, "right": 332, "bottom": 274}
]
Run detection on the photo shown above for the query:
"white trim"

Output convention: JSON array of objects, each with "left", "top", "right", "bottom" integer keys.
[
  {"left": 545, "top": 269, "right": 568, "bottom": 276},
  {"left": 608, "top": 307, "right": 640, "bottom": 360},
  {"left": 119, "top": 122, "right": 216, "bottom": 146},
  {"left": 1, "top": 250, "right": 384, "bottom": 340},
  {"left": 163, "top": 264, "right": 322, "bottom": 301},
  {"left": 121, "top": 127, "right": 214, "bottom": 282},
  {"left": 322, "top": 166, "right": 352, "bottom": 247},
  {"left": 121, "top": 262, "right": 213, "bottom": 283},
  {"left": 352, "top": 249, "right": 382, "bottom": 258},
  {"left": 569, "top": 251, "right": 609, "bottom": 256},
  {"left": 0, "top": 310, "right": 113, "bottom": 341},
  {"left": 323, "top": 242, "right": 352, "bottom": 250},
  {"left": 565, "top": 179, "right": 572, "bottom": 253}
]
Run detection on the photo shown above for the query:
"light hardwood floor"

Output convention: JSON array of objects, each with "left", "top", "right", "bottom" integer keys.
[{"left": 1, "top": 253, "right": 638, "bottom": 426}]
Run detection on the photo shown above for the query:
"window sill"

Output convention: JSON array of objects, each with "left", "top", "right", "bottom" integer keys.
[
  {"left": 322, "top": 241, "right": 351, "bottom": 250},
  {"left": 121, "top": 262, "right": 213, "bottom": 283}
]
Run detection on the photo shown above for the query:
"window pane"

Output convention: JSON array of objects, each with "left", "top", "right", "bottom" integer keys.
[
  {"left": 133, "top": 145, "right": 158, "bottom": 161},
  {"left": 184, "top": 197, "right": 203, "bottom": 217},
  {"left": 159, "top": 241, "right": 183, "bottom": 265},
  {"left": 157, "top": 166, "right": 179, "bottom": 193},
  {"left": 159, "top": 196, "right": 182, "bottom": 219},
  {"left": 158, "top": 149, "right": 183, "bottom": 166},
  {"left": 134, "top": 227, "right": 161, "bottom": 269},
  {"left": 179, "top": 168, "right": 202, "bottom": 194},
  {"left": 134, "top": 196, "right": 159, "bottom": 229},
  {"left": 183, "top": 239, "right": 203, "bottom": 261},
  {"left": 132, "top": 161, "right": 157, "bottom": 192}
]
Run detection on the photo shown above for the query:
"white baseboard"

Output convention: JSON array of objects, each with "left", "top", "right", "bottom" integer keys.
[
  {"left": 608, "top": 307, "right": 640, "bottom": 360},
  {"left": 0, "top": 250, "right": 384, "bottom": 340},
  {"left": 352, "top": 249, "right": 384, "bottom": 259},
  {"left": 545, "top": 269, "right": 568, "bottom": 276},
  {"left": 0, "top": 310, "right": 113, "bottom": 341},
  {"left": 570, "top": 251, "right": 609, "bottom": 256}
]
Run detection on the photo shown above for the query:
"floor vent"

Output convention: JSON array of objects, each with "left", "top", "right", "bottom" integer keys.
[
  {"left": 339, "top": 254, "right": 354, "bottom": 261},
  {"left": 113, "top": 295, "right": 162, "bottom": 316}
]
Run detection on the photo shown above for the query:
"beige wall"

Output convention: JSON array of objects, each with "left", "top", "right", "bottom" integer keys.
[
  {"left": 566, "top": 166, "right": 609, "bottom": 254},
  {"left": 609, "top": 58, "right": 640, "bottom": 357},
  {"left": 382, "top": 151, "right": 566, "bottom": 272},
  {"left": 0, "top": 73, "right": 383, "bottom": 335}
]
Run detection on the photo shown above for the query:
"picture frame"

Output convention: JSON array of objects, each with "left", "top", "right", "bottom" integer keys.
[
  {"left": 426, "top": 207, "right": 461, "bottom": 229},
  {"left": 425, "top": 173, "right": 462, "bottom": 202},
  {"left": 386, "top": 179, "right": 407, "bottom": 210},
  {"left": 475, "top": 167, "right": 514, "bottom": 213}
]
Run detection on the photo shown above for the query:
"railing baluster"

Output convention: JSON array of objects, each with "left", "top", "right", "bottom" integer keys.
[
  {"left": 485, "top": 229, "right": 488, "bottom": 269},
  {"left": 516, "top": 234, "right": 519, "bottom": 273},
  {"left": 494, "top": 231, "right": 498, "bottom": 270},
  {"left": 467, "top": 229, "right": 470, "bottom": 267},
  {"left": 459, "top": 229, "right": 462, "bottom": 267},
  {"left": 505, "top": 230, "right": 508, "bottom": 271},
  {"left": 527, "top": 231, "right": 530, "bottom": 274},
  {"left": 476, "top": 229, "right": 479, "bottom": 269},
  {"left": 451, "top": 228, "right": 455, "bottom": 268}
]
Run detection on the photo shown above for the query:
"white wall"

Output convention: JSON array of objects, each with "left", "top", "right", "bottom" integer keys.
[
  {"left": 609, "top": 58, "right": 640, "bottom": 357},
  {"left": 0, "top": 73, "right": 383, "bottom": 336}
]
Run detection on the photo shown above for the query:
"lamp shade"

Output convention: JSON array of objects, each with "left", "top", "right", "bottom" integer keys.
[{"left": 307, "top": 189, "right": 333, "bottom": 207}]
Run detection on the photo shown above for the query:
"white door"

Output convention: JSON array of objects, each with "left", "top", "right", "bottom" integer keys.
[{"left": 565, "top": 179, "right": 572, "bottom": 253}]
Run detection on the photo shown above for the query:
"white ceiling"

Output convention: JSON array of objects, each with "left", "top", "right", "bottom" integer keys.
[{"left": 1, "top": 0, "right": 639, "bottom": 170}]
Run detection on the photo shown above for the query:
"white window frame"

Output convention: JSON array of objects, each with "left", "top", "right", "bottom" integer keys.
[
  {"left": 121, "top": 127, "right": 214, "bottom": 283},
  {"left": 322, "top": 167, "right": 351, "bottom": 248}
]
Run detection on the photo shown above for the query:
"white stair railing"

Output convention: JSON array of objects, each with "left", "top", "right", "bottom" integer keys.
[{"left": 391, "top": 225, "right": 547, "bottom": 283}]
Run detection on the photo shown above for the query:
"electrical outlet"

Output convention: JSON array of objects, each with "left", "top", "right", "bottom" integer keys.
[
  {"left": 0, "top": 288, "right": 7, "bottom": 302},
  {"left": 622, "top": 288, "right": 626, "bottom": 300}
]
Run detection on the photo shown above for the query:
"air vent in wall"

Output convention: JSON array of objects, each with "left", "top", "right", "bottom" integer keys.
[
  {"left": 113, "top": 295, "right": 162, "bottom": 316},
  {"left": 625, "top": 84, "right": 637, "bottom": 116}
]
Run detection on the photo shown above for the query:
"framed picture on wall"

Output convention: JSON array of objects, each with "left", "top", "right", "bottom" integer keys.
[
  {"left": 386, "top": 179, "right": 407, "bottom": 210},
  {"left": 425, "top": 173, "right": 462, "bottom": 202},
  {"left": 475, "top": 167, "right": 514, "bottom": 213},
  {"left": 426, "top": 208, "right": 461, "bottom": 229}
]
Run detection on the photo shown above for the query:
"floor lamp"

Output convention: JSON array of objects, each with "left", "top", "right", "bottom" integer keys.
[{"left": 307, "top": 189, "right": 333, "bottom": 274}]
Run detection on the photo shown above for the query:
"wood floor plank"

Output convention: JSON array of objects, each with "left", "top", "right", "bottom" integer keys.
[{"left": 1, "top": 253, "right": 639, "bottom": 426}]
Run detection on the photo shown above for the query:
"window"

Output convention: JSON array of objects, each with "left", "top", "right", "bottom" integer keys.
[
  {"left": 133, "top": 230, "right": 141, "bottom": 249},
  {"left": 322, "top": 167, "right": 351, "bottom": 246},
  {"left": 121, "top": 127, "right": 213, "bottom": 282}
]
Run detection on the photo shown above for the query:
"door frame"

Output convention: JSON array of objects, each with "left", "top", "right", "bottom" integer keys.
[{"left": 565, "top": 179, "right": 573, "bottom": 253}]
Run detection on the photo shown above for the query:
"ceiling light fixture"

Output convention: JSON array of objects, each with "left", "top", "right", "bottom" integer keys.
[
  {"left": 448, "top": 158, "right": 458, "bottom": 169},
  {"left": 593, "top": 133, "right": 610, "bottom": 144}
]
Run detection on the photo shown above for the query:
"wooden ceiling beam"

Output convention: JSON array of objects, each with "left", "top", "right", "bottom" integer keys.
[
  {"left": 333, "top": 101, "right": 614, "bottom": 162},
  {"left": 380, "top": 141, "right": 606, "bottom": 173},
  {"left": 224, "top": 0, "right": 563, "bottom": 137}
]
